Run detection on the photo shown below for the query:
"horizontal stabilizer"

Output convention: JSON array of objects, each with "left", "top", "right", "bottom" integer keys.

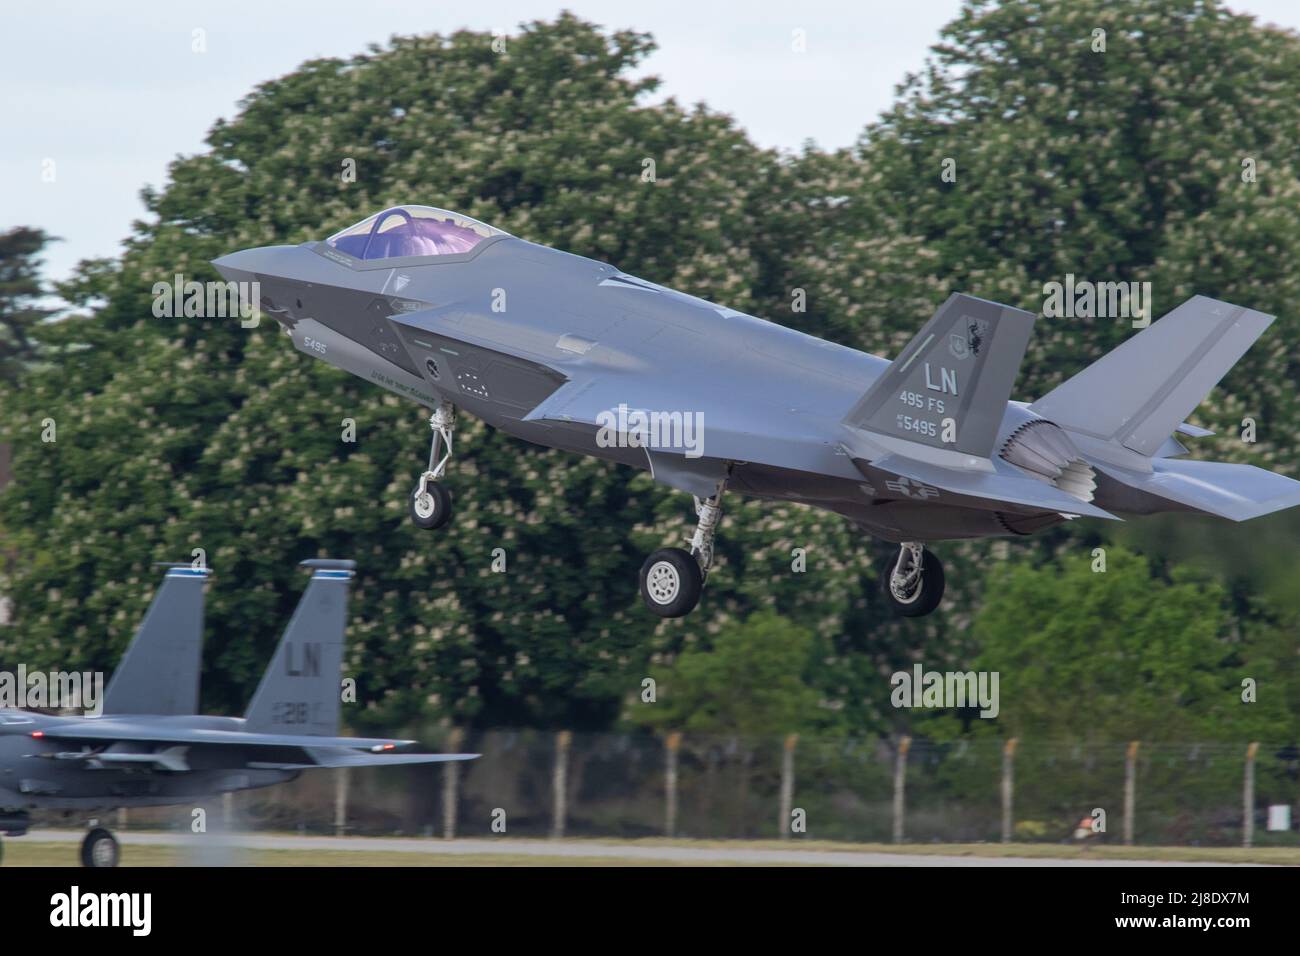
[
  {"left": 1031, "top": 296, "right": 1273, "bottom": 456},
  {"left": 844, "top": 294, "right": 1036, "bottom": 458},
  {"left": 1096, "top": 458, "right": 1300, "bottom": 521},
  {"left": 861, "top": 453, "right": 1119, "bottom": 519}
]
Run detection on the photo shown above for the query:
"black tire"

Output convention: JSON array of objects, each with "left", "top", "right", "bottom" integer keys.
[
  {"left": 878, "top": 549, "right": 945, "bottom": 617},
  {"left": 639, "top": 548, "right": 704, "bottom": 618},
  {"left": 409, "top": 481, "right": 453, "bottom": 530},
  {"left": 81, "top": 828, "right": 119, "bottom": 868}
]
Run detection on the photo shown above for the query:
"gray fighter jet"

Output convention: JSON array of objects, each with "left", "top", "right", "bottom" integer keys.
[
  {"left": 214, "top": 205, "right": 1300, "bottom": 618},
  {"left": 0, "top": 560, "right": 476, "bottom": 866}
]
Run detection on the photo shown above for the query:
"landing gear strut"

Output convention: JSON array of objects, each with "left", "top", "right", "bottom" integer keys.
[
  {"left": 640, "top": 481, "right": 726, "bottom": 618},
  {"left": 81, "top": 824, "right": 120, "bottom": 868},
  {"left": 879, "top": 542, "right": 945, "bottom": 617},
  {"left": 410, "top": 400, "right": 456, "bottom": 530}
]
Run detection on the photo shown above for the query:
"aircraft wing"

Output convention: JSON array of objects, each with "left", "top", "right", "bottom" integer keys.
[
  {"left": 524, "top": 370, "right": 863, "bottom": 483},
  {"left": 37, "top": 723, "right": 478, "bottom": 771},
  {"left": 39, "top": 722, "right": 425, "bottom": 753}
]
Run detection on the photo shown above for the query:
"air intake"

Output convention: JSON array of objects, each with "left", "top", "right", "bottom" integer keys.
[{"left": 999, "top": 420, "right": 1096, "bottom": 503}]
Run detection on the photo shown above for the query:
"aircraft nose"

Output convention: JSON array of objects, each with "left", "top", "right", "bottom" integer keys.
[{"left": 210, "top": 248, "right": 265, "bottom": 285}]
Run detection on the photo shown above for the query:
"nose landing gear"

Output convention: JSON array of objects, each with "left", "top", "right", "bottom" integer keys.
[{"left": 410, "top": 401, "right": 456, "bottom": 530}]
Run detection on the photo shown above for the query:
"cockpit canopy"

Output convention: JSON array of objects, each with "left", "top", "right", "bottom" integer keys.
[{"left": 325, "top": 205, "right": 509, "bottom": 261}]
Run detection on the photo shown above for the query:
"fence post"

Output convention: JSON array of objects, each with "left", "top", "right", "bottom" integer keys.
[
  {"left": 1243, "top": 741, "right": 1260, "bottom": 849},
  {"left": 779, "top": 733, "right": 799, "bottom": 839},
  {"left": 665, "top": 732, "right": 682, "bottom": 837},
  {"left": 442, "top": 727, "right": 465, "bottom": 840},
  {"left": 1123, "top": 740, "right": 1139, "bottom": 846},
  {"left": 334, "top": 768, "right": 350, "bottom": 837},
  {"left": 551, "top": 730, "right": 572, "bottom": 839},
  {"left": 893, "top": 736, "right": 911, "bottom": 845},
  {"left": 1001, "top": 737, "right": 1018, "bottom": 843}
]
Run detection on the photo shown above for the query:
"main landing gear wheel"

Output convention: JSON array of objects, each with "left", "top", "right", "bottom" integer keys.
[
  {"left": 640, "top": 548, "right": 705, "bottom": 618},
  {"left": 81, "top": 827, "right": 120, "bottom": 868},
  {"left": 640, "top": 476, "right": 728, "bottom": 619},
  {"left": 410, "top": 400, "right": 457, "bottom": 531},
  {"left": 879, "top": 543, "right": 945, "bottom": 617}
]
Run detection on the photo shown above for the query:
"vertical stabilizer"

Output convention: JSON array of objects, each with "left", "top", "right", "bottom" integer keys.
[
  {"left": 102, "top": 564, "right": 209, "bottom": 716},
  {"left": 843, "top": 293, "right": 1036, "bottom": 458},
  {"left": 1030, "top": 296, "right": 1274, "bottom": 456},
  {"left": 243, "top": 560, "right": 354, "bottom": 736}
]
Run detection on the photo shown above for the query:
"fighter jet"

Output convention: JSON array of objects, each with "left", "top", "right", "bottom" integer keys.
[
  {"left": 0, "top": 559, "right": 476, "bottom": 867},
  {"left": 214, "top": 205, "right": 1300, "bottom": 618}
]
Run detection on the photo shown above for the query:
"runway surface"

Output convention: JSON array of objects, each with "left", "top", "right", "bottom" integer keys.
[{"left": 20, "top": 829, "right": 1267, "bottom": 866}]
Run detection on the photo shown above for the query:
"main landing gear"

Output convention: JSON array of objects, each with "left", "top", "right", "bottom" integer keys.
[
  {"left": 80, "top": 824, "right": 120, "bottom": 867},
  {"left": 0, "top": 813, "right": 119, "bottom": 868},
  {"left": 879, "top": 542, "right": 945, "bottom": 617},
  {"left": 640, "top": 481, "right": 726, "bottom": 619},
  {"left": 410, "top": 400, "right": 456, "bottom": 531}
]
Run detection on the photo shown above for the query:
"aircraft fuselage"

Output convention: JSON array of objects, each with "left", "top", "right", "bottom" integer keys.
[{"left": 215, "top": 232, "right": 1058, "bottom": 542}]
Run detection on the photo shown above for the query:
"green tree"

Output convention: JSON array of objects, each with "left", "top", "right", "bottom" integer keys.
[
  {"left": 0, "top": 227, "right": 58, "bottom": 383},
  {"left": 929, "top": 544, "right": 1298, "bottom": 843},
  {"left": 962, "top": 545, "right": 1293, "bottom": 743},
  {"left": 631, "top": 610, "right": 824, "bottom": 736}
]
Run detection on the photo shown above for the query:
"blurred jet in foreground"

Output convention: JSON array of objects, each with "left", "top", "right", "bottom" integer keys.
[
  {"left": 216, "top": 205, "right": 1300, "bottom": 618},
  {"left": 0, "top": 560, "right": 476, "bottom": 866}
]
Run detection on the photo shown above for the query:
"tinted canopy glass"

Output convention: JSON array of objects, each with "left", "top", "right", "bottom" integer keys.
[{"left": 326, "top": 206, "right": 509, "bottom": 260}]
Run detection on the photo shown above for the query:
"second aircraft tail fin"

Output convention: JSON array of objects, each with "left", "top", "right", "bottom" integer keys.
[
  {"left": 243, "top": 560, "right": 354, "bottom": 736},
  {"left": 102, "top": 564, "right": 209, "bottom": 716}
]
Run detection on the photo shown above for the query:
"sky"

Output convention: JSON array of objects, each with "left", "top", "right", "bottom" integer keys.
[{"left": 3, "top": 0, "right": 1299, "bottom": 283}]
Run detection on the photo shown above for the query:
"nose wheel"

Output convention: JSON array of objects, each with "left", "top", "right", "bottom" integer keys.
[
  {"left": 410, "top": 479, "right": 453, "bottom": 530},
  {"left": 410, "top": 401, "right": 456, "bottom": 530},
  {"left": 640, "top": 480, "right": 726, "bottom": 618},
  {"left": 879, "top": 542, "right": 945, "bottom": 617}
]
